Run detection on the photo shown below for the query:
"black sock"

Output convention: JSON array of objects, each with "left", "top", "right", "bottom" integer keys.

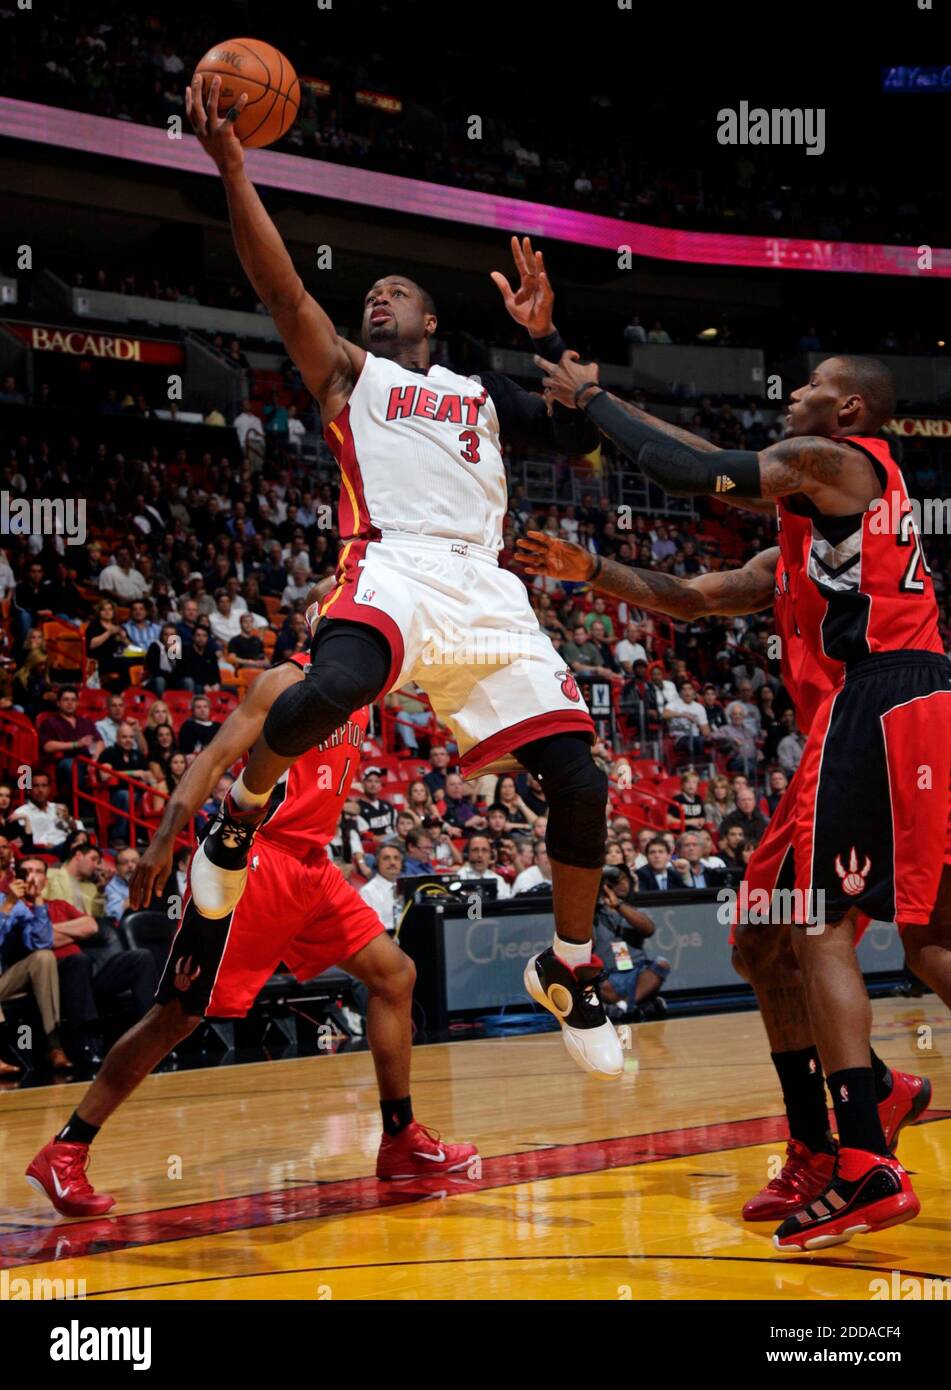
[
  {"left": 57, "top": 1112, "right": 100, "bottom": 1146},
  {"left": 771, "top": 1047, "right": 834, "bottom": 1154},
  {"left": 381, "top": 1096, "right": 413, "bottom": 1137},
  {"left": 46, "top": 1029, "right": 61, "bottom": 1050},
  {"left": 870, "top": 1049, "right": 892, "bottom": 1101},
  {"left": 828, "top": 1068, "right": 888, "bottom": 1155}
]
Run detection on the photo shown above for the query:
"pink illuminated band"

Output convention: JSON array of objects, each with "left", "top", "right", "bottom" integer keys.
[{"left": 3, "top": 97, "right": 949, "bottom": 278}]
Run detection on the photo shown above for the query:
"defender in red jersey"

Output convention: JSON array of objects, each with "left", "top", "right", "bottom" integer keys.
[
  {"left": 27, "top": 657, "right": 477, "bottom": 1217},
  {"left": 516, "top": 528, "right": 932, "bottom": 1221},
  {"left": 538, "top": 348, "right": 951, "bottom": 1248}
]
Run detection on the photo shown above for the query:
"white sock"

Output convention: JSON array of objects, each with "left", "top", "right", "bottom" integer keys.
[
  {"left": 231, "top": 770, "right": 272, "bottom": 811},
  {"left": 553, "top": 934, "right": 592, "bottom": 969}
]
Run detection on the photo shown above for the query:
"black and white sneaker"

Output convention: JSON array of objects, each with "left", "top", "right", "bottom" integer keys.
[
  {"left": 524, "top": 948, "right": 624, "bottom": 1079},
  {"left": 189, "top": 791, "right": 268, "bottom": 919}
]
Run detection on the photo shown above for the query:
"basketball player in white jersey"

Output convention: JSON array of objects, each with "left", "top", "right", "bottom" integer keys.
[{"left": 183, "top": 75, "right": 621, "bottom": 1078}]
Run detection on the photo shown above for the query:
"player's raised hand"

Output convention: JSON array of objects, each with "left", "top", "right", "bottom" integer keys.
[
  {"left": 535, "top": 349, "right": 601, "bottom": 410},
  {"left": 186, "top": 73, "right": 248, "bottom": 174},
  {"left": 490, "top": 235, "right": 554, "bottom": 337},
  {"left": 515, "top": 529, "right": 597, "bottom": 582}
]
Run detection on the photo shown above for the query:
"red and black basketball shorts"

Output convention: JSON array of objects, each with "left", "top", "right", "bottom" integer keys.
[
  {"left": 156, "top": 842, "right": 385, "bottom": 1017},
  {"left": 792, "top": 651, "right": 951, "bottom": 930}
]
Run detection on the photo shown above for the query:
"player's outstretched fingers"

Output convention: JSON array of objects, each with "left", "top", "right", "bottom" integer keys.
[{"left": 187, "top": 73, "right": 207, "bottom": 134}]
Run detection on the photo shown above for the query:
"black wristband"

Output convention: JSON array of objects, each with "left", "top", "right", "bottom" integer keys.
[
  {"left": 530, "top": 329, "right": 567, "bottom": 361},
  {"left": 575, "top": 382, "right": 602, "bottom": 408},
  {"left": 589, "top": 554, "right": 603, "bottom": 582}
]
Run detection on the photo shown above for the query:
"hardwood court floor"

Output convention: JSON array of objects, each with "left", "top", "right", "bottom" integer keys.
[{"left": 2, "top": 997, "right": 949, "bottom": 1300}]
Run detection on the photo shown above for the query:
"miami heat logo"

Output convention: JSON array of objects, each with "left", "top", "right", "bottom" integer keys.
[
  {"left": 835, "top": 847, "right": 871, "bottom": 897},
  {"left": 555, "top": 668, "right": 581, "bottom": 702},
  {"left": 174, "top": 955, "right": 201, "bottom": 992}
]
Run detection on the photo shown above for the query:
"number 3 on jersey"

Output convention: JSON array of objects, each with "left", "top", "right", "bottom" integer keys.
[{"left": 459, "top": 429, "right": 481, "bottom": 464}]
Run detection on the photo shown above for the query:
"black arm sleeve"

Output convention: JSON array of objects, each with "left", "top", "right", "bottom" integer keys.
[
  {"left": 480, "top": 369, "right": 600, "bottom": 455},
  {"left": 584, "top": 391, "right": 762, "bottom": 498}
]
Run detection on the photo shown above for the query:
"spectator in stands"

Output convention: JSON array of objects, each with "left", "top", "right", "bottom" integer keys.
[
  {"left": 663, "top": 681, "right": 710, "bottom": 760},
  {"left": 761, "top": 767, "right": 789, "bottom": 817},
  {"left": 777, "top": 717, "right": 806, "bottom": 776},
  {"left": 359, "top": 843, "right": 404, "bottom": 932},
  {"left": 514, "top": 840, "right": 551, "bottom": 893},
  {"left": 401, "top": 827, "right": 438, "bottom": 878},
  {"left": 86, "top": 598, "right": 133, "bottom": 691},
  {"left": 719, "top": 786, "right": 769, "bottom": 848},
  {"left": 356, "top": 767, "right": 396, "bottom": 837},
  {"left": 273, "top": 612, "right": 310, "bottom": 662},
  {"left": 145, "top": 622, "right": 183, "bottom": 694},
  {"left": 178, "top": 694, "right": 220, "bottom": 758},
  {"left": 233, "top": 399, "right": 263, "bottom": 451},
  {"left": 142, "top": 700, "right": 175, "bottom": 758},
  {"left": 0, "top": 863, "right": 71, "bottom": 1072},
  {"left": 667, "top": 768, "right": 705, "bottom": 829},
  {"left": 123, "top": 599, "right": 161, "bottom": 651},
  {"left": 38, "top": 688, "right": 102, "bottom": 801},
  {"left": 647, "top": 320, "right": 672, "bottom": 345},
  {"left": 563, "top": 622, "right": 622, "bottom": 684},
  {"left": 10, "top": 773, "right": 80, "bottom": 852},
  {"left": 494, "top": 773, "right": 538, "bottom": 831},
  {"left": 386, "top": 683, "right": 433, "bottom": 752},
  {"left": 763, "top": 705, "right": 796, "bottom": 763},
  {"left": 103, "top": 847, "right": 139, "bottom": 921},
  {"left": 13, "top": 560, "right": 55, "bottom": 642},
  {"left": 700, "top": 683, "right": 727, "bottom": 731},
  {"left": 651, "top": 524, "right": 677, "bottom": 562},
  {"left": 636, "top": 837, "right": 687, "bottom": 892},
  {"left": 718, "top": 824, "right": 748, "bottom": 871},
  {"left": 177, "top": 624, "right": 220, "bottom": 694},
  {"left": 440, "top": 772, "right": 485, "bottom": 834},
  {"left": 12, "top": 629, "right": 49, "bottom": 717},
  {"left": 594, "top": 873, "right": 669, "bottom": 1021},
  {"left": 98, "top": 546, "right": 149, "bottom": 603},
  {"left": 583, "top": 596, "right": 616, "bottom": 640},
  {"left": 423, "top": 745, "right": 453, "bottom": 797},
  {"left": 0, "top": 787, "right": 30, "bottom": 854},
  {"left": 46, "top": 833, "right": 107, "bottom": 918},
  {"left": 281, "top": 560, "right": 312, "bottom": 610},
  {"left": 405, "top": 778, "right": 437, "bottom": 825},
  {"left": 733, "top": 679, "right": 762, "bottom": 737},
  {"left": 671, "top": 831, "right": 729, "bottom": 888},
  {"left": 712, "top": 701, "right": 760, "bottom": 778},
  {"left": 623, "top": 314, "right": 647, "bottom": 351},
  {"left": 615, "top": 621, "right": 648, "bottom": 672},
  {"left": 155, "top": 750, "right": 187, "bottom": 800},
  {"left": 227, "top": 611, "right": 267, "bottom": 671},
  {"left": 95, "top": 692, "right": 126, "bottom": 748},
  {"left": 456, "top": 833, "right": 511, "bottom": 898},
  {"left": 97, "top": 720, "right": 156, "bottom": 847},
  {"left": 209, "top": 590, "right": 242, "bottom": 646},
  {"left": 175, "top": 598, "right": 202, "bottom": 648},
  {"left": 702, "top": 773, "right": 735, "bottom": 828}
]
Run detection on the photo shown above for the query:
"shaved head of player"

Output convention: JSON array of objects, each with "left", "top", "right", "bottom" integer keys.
[{"left": 784, "top": 355, "right": 897, "bottom": 439}]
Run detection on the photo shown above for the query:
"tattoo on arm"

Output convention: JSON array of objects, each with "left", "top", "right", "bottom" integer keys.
[
  {"left": 596, "top": 548, "right": 777, "bottom": 620},
  {"left": 758, "top": 436, "right": 847, "bottom": 498}
]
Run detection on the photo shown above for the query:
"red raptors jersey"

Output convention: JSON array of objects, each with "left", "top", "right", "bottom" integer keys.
[
  {"left": 258, "top": 700, "right": 370, "bottom": 862},
  {"left": 778, "top": 435, "right": 942, "bottom": 668}
]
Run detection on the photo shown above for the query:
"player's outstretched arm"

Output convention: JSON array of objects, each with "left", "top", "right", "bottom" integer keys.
[
  {"left": 535, "top": 351, "right": 873, "bottom": 510},
  {"left": 516, "top": 530, "right": 777, "bottom": 619},
  {"left": 186, "top": 74, "right": 363, "bottom": 411},
  {"left": 128, "top": 663, "right": 303, "bottom": 908}
]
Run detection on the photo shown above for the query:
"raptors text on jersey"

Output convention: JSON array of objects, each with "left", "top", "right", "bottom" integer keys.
[{"left": 258, "top": 705, "right": 370, "bottom": 860}]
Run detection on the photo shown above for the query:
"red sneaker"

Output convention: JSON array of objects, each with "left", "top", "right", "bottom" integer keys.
[
  {"left": 879, "top": 1070, "right": 931, "bottom": 1153},
  {"left": 26, "top": 1139, "right": 116, "bottom": 1218},
  {"left": 376, "top": 1121, "right": 478, "bottom": 1180},
  {"left": 773, "top": 1148, "right": 919, "bottom": 1252},
  {"left": 742, "top": 1140, "right": 836, "bottom": 1221}
]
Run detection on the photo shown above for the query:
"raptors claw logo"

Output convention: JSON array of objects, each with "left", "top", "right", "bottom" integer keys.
[
  {"left": 174, "top": 954, "right": 201, "bottom": 992},
  {"left": 835, "top": 846, "right": 871, "bottom": 897},
  {"left": 555, "top": 668, "right": 581, "bottom": 702}
]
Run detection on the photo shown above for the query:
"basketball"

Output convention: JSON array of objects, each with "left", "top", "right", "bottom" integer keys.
[{"left": 194, "top": 38, "right": 299, "bottom": 148}]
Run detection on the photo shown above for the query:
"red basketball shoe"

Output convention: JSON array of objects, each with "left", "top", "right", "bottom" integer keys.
[
  {"left": 879, "top": 1070, "right": 931, "bottom": 1153},
  {"left": 376, "top": 1122, "right": 479, "bottom": 1180},
  {"left": 742, "top": 1140, "right": 836, "bottom": 1221},
  {"left": 773, "top": 1148, "right": 919, "bottom": 1251},
  {"left": 26, "top": 1139, "right": 116, "bottom": 1217}
]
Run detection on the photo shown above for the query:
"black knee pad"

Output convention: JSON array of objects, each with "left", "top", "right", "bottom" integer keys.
[
  {"left": 517, "top": 733, "right": 607, "bottom": 870},
  {"left": 263, "top": 621, "right": 392, "bottom": 759}
]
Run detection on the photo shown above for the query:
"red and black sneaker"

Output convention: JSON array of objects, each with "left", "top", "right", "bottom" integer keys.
[
  {"left": 189, "top": 790, "right": 268, "bottom": 920},
  {"left": 26, "top": 1139, "right": 116, "bottom": 1218},
  {"left": 376, "top": 1122, "right": 479, "bottom": 1180},
  {"left": 879, "top": 1070, "right": 932, "bottom": 1154},
  {"left": 742, "top": 1140, "right": 836, "bottom": 1221},
  {"left": 773, "top": 1148, "right": 919, "bottom": 1251}
]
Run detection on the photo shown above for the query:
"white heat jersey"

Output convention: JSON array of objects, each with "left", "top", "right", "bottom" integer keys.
[{"left": 324, "top": 353, "right": 507, "bottom": 551}]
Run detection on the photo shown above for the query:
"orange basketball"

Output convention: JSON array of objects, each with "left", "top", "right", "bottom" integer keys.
[{"left": 194, "top": 38, "right": 300, "bottom": 149}]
